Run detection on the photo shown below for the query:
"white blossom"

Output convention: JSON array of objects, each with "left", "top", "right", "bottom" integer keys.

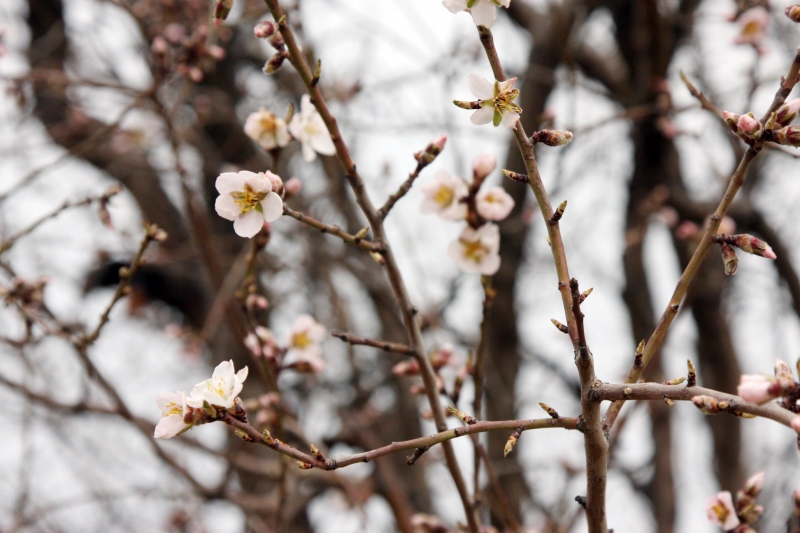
[
  {"left": 288, "top": 94, "right": 336, "bottom": 162},
  {"left": 188, "top": 360, "right": 249, "bottom": 410},
  {"left": 420, "top": 168, "right": 468, "bottom": 220},
  {"left": 288, "top": 314, "right": 327, "bottom": 361},
  {"left": 442, "top": 0, "right": 511, "bottom": 28},
  {"left": 467, "top": 74, "right": 520, "bottom": 128},
  {"left": 475, "top": 186, "right": 514, "bottom": 221},
  {"left": 448, "top": 223, "right": 501, "bottom": 275},
  {"left": 244, "top": 108, "right": 290, "bottom": 151},
  {"left": 214, "top": 170, "right": 284, "bottom": 238},
  {"left": 154, "top": 391, "right": 192, "bottom": 439}
]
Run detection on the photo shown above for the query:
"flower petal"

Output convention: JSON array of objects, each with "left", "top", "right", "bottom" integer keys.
[
  {"left": 215, "top": 194, "right": 240, "bottom": 221},
  {"left": 467, "top": 73, "right": 495, "bottom": 100},
  {"left": 260, "top": 192, "right": 284, "bottom": 222},
  {"left": 154, "top": 414, "right": 188, "bottom": 439},
  {"left": 241, "top": 171, "right": 270, "bottom": 193},
  {"left": 470, "top": 107, "right": 495, "bottom": 125},
  {"left": 301, "top": 142, "right": 317, "bottom": 162},
  {"left": 309, "top": 127, "right": 336, "bottom": 156},
  {"left": 442, "top": 0, "right": 467, "bottom": 14},
  {"left": 480, "top": 253, "right": 501, "bottom": 275},
  {"left": 470, "top": 0, "right": 496, "bottom": 28},
  {"left": 216, "top": 172, "right": 245, "bottom": 195},
  {"left": 234, "top": 210, "right": 265, "bottom": 238},
  {"left": 501, "top": 112, "right": 521, "bottom": 128}
]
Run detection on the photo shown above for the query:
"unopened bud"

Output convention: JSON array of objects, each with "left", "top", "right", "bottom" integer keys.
[
  {"left": 737, "top": 113, "right": 762, "bottom": 139},
  {"left": 284, "top": 177, "right": 302, "bottom": 196},
  {"left": 774, "top": 125, "right": 800, "bottom": 146},
  {"left": 743, "top": 471, "right": 765, "bottom": 498},
  {"left": 665, "top": 376, "right": 686, "bottom": 386},
  {"left": 447, "top": 406, "right": 477, "bottom": 425},
  {"left": 501, "top": 169, "right": 529, "bottom": 183},
  {"left": 687, "top": 359, "right": 697, "bottom": 387},
  {"left": 664, "top": 397, "right": 675, "bottom": 407},
  {"left": 415, "top": 135, "right": 447, "bottom": 166},
  {"left": 776, "top": 98, "right": 800, "bottom": 127},
  {"left": 723, "top": 111, "right": 740, "bottom": 128},
  {"left": 392, "top": 360, "right": 420, "bottom": 376},
  {"left": 297, "top": 461, "right": 313, "bottom": 470},
  {"left": 723, "top": 234, "right": 776, "bottom": 259},
  {"left": 692, "top": 395, "right": 720, "bottom": 414},
  {"left": 264, "top": 51, "right": 287, "bottom": 74},
  {"left": 504, "top": 428, "right": 522, "bottom": 457},
  {"left": 453, "top": 99, "right": 477, "bottom": 110},
  {"left": 310, "top": 444, "right": 325, "bottom": 461},
  {"left": 254, "top": 20, "right": 278, "bottom": 39},
  {"left": 579, "top": 287, "right": 593, "bottom": 303},
  {"left": 720, "top": 242, "right": 738, "bottom": 275},
  {"left": 551, "top": 318, "right": 568, "bottom": 334},
  {"left": 786, "top": 4, "right": 800, "bottom": 22},
  {"left": 472, "top": 153, "right": 497, "bottom": 180},
  {"left": 774, "top": 358, "right": 796, "bottom": 390},
  {"left": 532, "top": 129, "right": 573, "bottom": 147},
  {"left": 245, "top": 293, "right": 269, "bottom": 312},
  {"left": 539, "top": 402, "right": 559, "bottom": 418},
  {"left": 151, "top": 36, "right": 169, "bottom": 55},
  {"left": 213, "top": 0, "right": 233, "bottom": 24}
]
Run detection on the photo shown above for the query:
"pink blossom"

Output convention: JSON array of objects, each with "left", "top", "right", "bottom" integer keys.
[
  {"left": 734, "top": 7, "right": 769, "bottom": 47},
  {"left": 706, "top": 491, "right": 740, "bottom": 530},
  {"left": 737, "top": 374, "right": 777, "bottom": 404},
  {"left": 475, "top": 186, "right": 515, "bottom": 221},
  {"left": 473, "top": 153, "right": 497, "bottom": 180}
]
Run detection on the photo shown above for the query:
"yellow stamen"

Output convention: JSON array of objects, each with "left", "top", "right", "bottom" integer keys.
[
  {"left": 292, "top": 331, "right": 312, "bottom": 349},
  {"left": 434, "top": 185, "right": 455, "bottom": 206}
]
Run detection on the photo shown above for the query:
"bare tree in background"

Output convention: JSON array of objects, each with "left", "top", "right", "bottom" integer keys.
[{"left": 3, "top": 0, "right": 800, "bottom": 532}]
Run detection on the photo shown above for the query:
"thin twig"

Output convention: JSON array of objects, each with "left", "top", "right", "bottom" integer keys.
[
  {"left": 283, "top": 206, "right": 384, "bottom": 252},
  {"left": 377, "top": 161, "right": 424, "bottom": 221},
  {"left": 331, "top": 331, "right": 416, "bottom": 356}
]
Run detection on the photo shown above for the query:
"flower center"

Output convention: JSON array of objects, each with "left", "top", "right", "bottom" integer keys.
[
  {"left": 461, "top": 238, "right": 486, "bottom": 263},
  {"left": 710, "top": 502, "right": 730, "bottom": 523},
  {"left": 206, "top": 378, "right": 229, "bottom": 400},
  {"left": 434, "top": 185, "right": 455, "bottom": 206},
  {"left": 292, "top": 331, "right": 312, "bottom": 349},
  {"left": 493, "top": 88, "right": 521, "bottom": 115},
  {"left": 742, "top": 20, "right": 761, "bottom": 37},
  {"left": 259, "top": 114, "right": 278, "bottom": 134},
  {"left": 165, "top": 402, "right": 183, "bottom": 416},
  {"left": 232, "top": 186, "right": 265, "bottom": 213}
]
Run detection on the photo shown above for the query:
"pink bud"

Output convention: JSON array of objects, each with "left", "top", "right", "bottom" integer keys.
[
  {"left": 737, "top": 374, "right": 778, "bottom": 404},
  {"left": 473, "top": 153, "right": 497, "bottom": 180},
  {"left": 776, "top": 98, "right": 800, "bottom": 126},
  {"left": 792, "top": 416, "right": 800, "bottom": 433},
  {"left": 264, "top": 170, "right": 283, "bottom": 192},
  {"left": 743, "top": 471, "right": 765, "bottom": 498},
  {"left": 163, "top": 23, "right": 186, "bottom": 44},
  {"left": 254, "top": 20, "right": 278, "bottom": 39},
  {"left": 723, "top": 111, "right": 740, "bottom": 128},
  {"left": 786, "top": 5, "right": 800, "bottom": 23},
  {"left": 207, "top": 45, "right": 225, "bottom": 60},
  {"left": 392, "top": 360, "right": 420, "bottom": 376},
  {"left": 706, "top": 492, "right": 740, "bottom": 530},
  {"left": 675, "top": 220, "right": 699, "bottom": 240},
  {"left": 737, "top": 114, "right": 762, "bottom": 138},
  {"left": 774, "top": 126, "right": 800, "bottom": 146},
  {"left": 151, "top": 36, "right": 169, "bottom": 55},
  {"left": 284, "top": 177, "right": 302, "bottom": 196},
  {"left": 721, "top": 243, "right": 738, "bottom": 276},
  {"left": 429, "top": 135, "right": 447, "bottom": 153}
]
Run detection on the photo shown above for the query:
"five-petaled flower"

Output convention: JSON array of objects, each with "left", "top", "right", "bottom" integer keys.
[
  {"left": 214, "top": 170, "right": 284, "bottom": 238},
  {"left": 476, "top": 186, "right": 515, "bottom": 221},
  {"left": 442, "top": 0, "right": 511, "bottom": 28},
  {"left": 288, "top": 94, "right": 336, "bottom": 162},
  {"left": 706, "top": 491, "right": 740, "bottom": 531},
  {"left": 735, "top": 7, "right": 769, "bottom": 48},
  {"left": 448, "top": 223, "right": 501, "bottom": 275},
  {"left": 244, "top": 108, "right": 291, "bottom": 151},
  {"left": 286, "top": 314, "right": 327, "bottom": 372},
  {"left": 466, "top": 74, "right": 521, "bottom": 128},
  {"left": 420, "top": 169, "right": 469, "bottom": 220},
  {"left": 154, "top": 391, "right": 193, "bottom": 439},
  {"left": 188, "top": 360, "right": 249, "bottom": 410}
]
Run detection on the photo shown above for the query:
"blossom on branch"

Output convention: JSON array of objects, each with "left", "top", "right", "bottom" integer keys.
[
  {"left": 154, "top": 391, "right": 192, "bottom": 439},
  {"left": 473, "top": 153, "right": 497, "bottom": 180},
  {"left": 188, "top": 360, "right": 249, "bottom": 410},
  {"left": 244, "top": 108, "right": 290, "bottom": 151},
  {"left": 442, "top": 0, "right": 511, "bottom": 28},
  {"left": 214, "top": 170, "right": 284, "bottom": 238},
  {"left": 475, "top": 186, "right": 514, "bottom": 221},
  {"left": 706, "top": 491, "right": 740, "bottom": 530},
  {"left": 459, "top": 74, "right": 521, "bottom": 128},
  {"left": 448, "top": 223, "right": 501, "bottom": 275},
  {"left": 736, "top": 374, "right": 779, "bottom": 404},
  {"left": 420, "top": 169, "right": 468, "bottom": 220},
  {"left": 734, "top": 7, "right": 769, "bottom": 48},
  {"left": 286, "top": 315, "right": 327, "bottom": 373},
  {"left": 288, "top": 94, "right": 336, "bottom": 162}
]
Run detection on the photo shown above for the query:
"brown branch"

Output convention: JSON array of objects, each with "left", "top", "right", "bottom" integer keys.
[
  {"left": 263, "top": 2, "right": 477, "bottom": 529},
  {"left": 377, "top": 160, "right": 424, "bottom": 221},
  {"left": 226, "top": 412, "right": 579, "bottom": 471},
  {"left": 331, "top": 331, "right": 416, "bottom": 356},
  {"left": 601, "top": 46, "right": 800, "bottom": 435},
  {"left": 283, "top": 206, "right": 384, "bottom": 252},
  {"left": 477, "top": 25, "right": 608, "bottom": 533}
]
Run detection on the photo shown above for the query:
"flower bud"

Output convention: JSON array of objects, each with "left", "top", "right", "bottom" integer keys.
[
  {"left": 151, "top": 35, "right": 169, "bottom": 55},
  {"left": 447, "top": 406, "right": 477, "bottom": 425},
  {"left": 532, "top": 129, "right": 573, "bottom": 146},
  {"left": 264, "top": 51, "right": 287, "bottom": 74},
  {"left": 723, "top": 111, "right": 740, "bottom": 129},
  {"left": 392, "top": 360, "right": 420, "bottom": 376},
  {"left": 254, "top": 20, "right": 278, "bottom": 39},
  {"left": 737, "top": 113, "right": 762, "bottom": 139},
  {"left": 776, "top": 98, "right": 800, "bottom": 126},
  {"left": 284, "top": 177, "right": 302, "bottom": 196},
  {"left": 414, "top": 135, "right": 447, "bottom": 166},
  {"left": 725, "top": 234, "right": 777, "bottom": 259},
  {"left": 774, "top": 126, "right": 800, "bottom": 146},
  {"left": 720, "top": 242, "right": 738, "bottom": 276},
  {"left": 472, "top": 153, "right": 497, "bottom": 180},
  {"left": 742, "top": 471, "right": 764, "bottom": 498},
  {"left": 692, "top": 395, "right": 720, "bottom": 414},
  {"left": 786, "top": 5, "right": 800, "bottom": 22},
  {"left": 213, "top": 0, "right": 233, "bottom": 24}
]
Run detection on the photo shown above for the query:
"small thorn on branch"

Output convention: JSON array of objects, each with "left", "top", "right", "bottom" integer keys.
[
  {"left": 633, "top": 340, "right": 645, "bottom": 369},
  {"left": 687, "top": 359, "right": 697, "bottom": 387},
  {"left": 575, "top": 495, "right": 587, "bottom": 509},
  {"left": 406, "top": 445, "right": 430, "bottom": 465}
]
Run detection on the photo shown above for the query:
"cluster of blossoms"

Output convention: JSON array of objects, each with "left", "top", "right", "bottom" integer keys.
[
  {"left": 244, "top": 314, "right": 328, "bottom": 374},
  {"left": 154, "top": 360, "right": 248, "bottom": 439},
  {"left": 736, "top": 359, "right": 800, "bottom": 432},
  {"left": 706, "top": 472, "right": 765, "bottom": 532},
  {"left": 442, "top": 0, "right": 510, "bottom": 29},
  {"left": 421, "top": 153, "right": 514, "bottom": 275},
  {"left": 724, "top": 97, "right": 800, "bottom": 148}
]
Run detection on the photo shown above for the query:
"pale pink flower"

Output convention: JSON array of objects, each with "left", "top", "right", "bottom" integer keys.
[
  {"left": 448, "top": 223, "right": 501, "bottom": 275},
  {"left": 743, "top": 471, "right": 764, "bottom": 497},
  {"left": 214, "top": 170, "right": 284, "bottom": 238},
  {"left": 737, "top": 374, "right": 778, "bottom": 404},
  {"left": 735, "top": 7, "right": 769, "bottom": 47},
  {"left": 154, "top": 391, "right": 192, "bottom": 439},
  {"left": 737, "top": 114, "right": 762, "bottom": 139},
  {"left": 466, "top": 73, "right": 521, "bottom": 128},
  {"left": 244, "top": 108, "right": 290, "bottom": 151},
  {"left": 473, "top": 153, "right": 497, "bottom": 179},
  {"left": 476, "top": 186, "right": 515, "bottom": 221},
  {"left": 187, "top": 360, "right": 249, "bottom": 410},
  {"left": 288, "top": 314, "right": 327, "bottom": 362},
  {"left": 288, "top": 94, "right": 336, "bottom": 162},
  {"left": 442, "top": 0, "right": 511, "bottom": 28},
  {"left": 706, "top": 491, "right": 740, "bottom": 530},
  {"left": 420, "top": 168, "right": 468, "bottom": 220}
]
